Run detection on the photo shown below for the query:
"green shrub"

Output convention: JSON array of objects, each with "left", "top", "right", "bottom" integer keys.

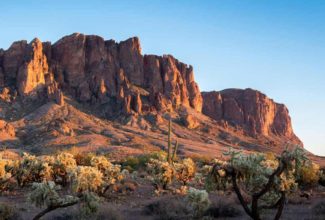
[
  {"left": 185, "top": 187, "right": 211, "bottom": 218},
  {"left": 122, "top": 151, "right": 166, "bottom": 172}
]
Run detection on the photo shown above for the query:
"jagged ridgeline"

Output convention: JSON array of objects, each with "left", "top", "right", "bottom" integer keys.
[{"left": 0, "top": 33, "right": 302, "bottom": 155}]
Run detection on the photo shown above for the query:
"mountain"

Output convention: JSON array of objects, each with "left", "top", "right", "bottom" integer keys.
[{"left": 0, "top": 33, "right": 313, "bottom": 162}]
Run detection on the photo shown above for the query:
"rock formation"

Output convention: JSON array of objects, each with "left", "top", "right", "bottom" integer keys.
[
  {"left": 0, "top": 33, "right": 202, "bottom": 115},
  {"left": 202, "top": 89, "right": 300, "bottom": 142},
  {"left": 0, "top": 33, "right": 301, "bottom": 147}
]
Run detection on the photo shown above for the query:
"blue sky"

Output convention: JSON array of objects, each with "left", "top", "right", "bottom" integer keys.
[{"left": 1, "top": 0, "right": 324, "bottom": 155}]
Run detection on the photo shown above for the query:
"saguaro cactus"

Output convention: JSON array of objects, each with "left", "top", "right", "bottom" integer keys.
[{"left": 167, "top": 118, "right": 178, "bottom": 164}]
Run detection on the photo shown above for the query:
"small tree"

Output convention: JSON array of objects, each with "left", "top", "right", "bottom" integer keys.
[{"left": 208, "top": 147, "right": 308, "bottom": 220}]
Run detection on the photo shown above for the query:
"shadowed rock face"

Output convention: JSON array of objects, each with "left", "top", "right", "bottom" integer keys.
[
  {"left": 202, "top": 89, "right": 301, "bottom": 143},
  {"left": 0, "top": 33, "right": 301, "bottom": 146}
]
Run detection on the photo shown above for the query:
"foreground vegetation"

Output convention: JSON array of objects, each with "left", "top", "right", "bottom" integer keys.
[{"left": 0, "top": 121, "right": 324, "bottom": 219}]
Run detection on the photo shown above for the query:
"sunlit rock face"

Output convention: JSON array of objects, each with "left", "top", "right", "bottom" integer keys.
[
  {"left": 0, "top": 33, "right": 303, "bottom": 154},
  {"left": 0, "top": 33, "right": 299, "bottom": 143},
  {"left": 0, "top": 33, "right": 203, "bottom": 114},
  {"left": 202, "top": 89, "right": 300, "bottom": 143}
]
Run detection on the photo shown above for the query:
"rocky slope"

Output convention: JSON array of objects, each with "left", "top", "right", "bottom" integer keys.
[{"left": 0, "top": 33, "right": 307, "bottom": 160}]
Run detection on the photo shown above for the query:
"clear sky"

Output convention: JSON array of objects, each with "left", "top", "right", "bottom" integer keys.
[{"left": 1, "top": 0, "right": 324, "bottom": 155}]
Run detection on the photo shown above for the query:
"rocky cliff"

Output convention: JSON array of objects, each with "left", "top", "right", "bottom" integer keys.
[
  {"left": 202, "top": 89, "right": 301, "bottom": 144},
  {"left": 0, "top": 33, "right": 202, "bottom": 116},
  {"left": 0, "top": 33, "right": 301, "bottom": 147}
]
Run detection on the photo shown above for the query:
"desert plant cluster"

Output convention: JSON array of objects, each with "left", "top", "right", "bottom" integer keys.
[
  {"left": 0, "top": 152, "right": 124, "bottom": 219},
  {"left": 0, "top": 121, "right": 324, "bottom": 219}
]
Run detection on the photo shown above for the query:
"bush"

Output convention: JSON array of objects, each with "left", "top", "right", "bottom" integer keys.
[
  {"left": 11, "top": 153, "right": 53, "bottom": 186},
  {"left": 185, "top": 187, "right": 210, "bottom": 218},
  {"left": 74, "top": 166, "right": 104, "bottom": 193},
  {"left": 298, "top": 162, "right": 320, "bottom": 186},
  {"left": 146, "top": 159, "right": 175, "bottom": 190},
  {"left": 174, "top": 158, "right": 196, "bottom": 185},
  {"left": 122, "top": 152, "right": 167, "bottom": 172},
  {"left": 52, "top": 153, "right": 77, "bottom": 185},
  {"left": 74, "top": 153, "right": 94, "bottom": 166},
  {"left": 0, "top": 203, "right": 22, "bottom": 220},
  {"left": 0, "top": 158, "right": 13, "bottom": 191}
]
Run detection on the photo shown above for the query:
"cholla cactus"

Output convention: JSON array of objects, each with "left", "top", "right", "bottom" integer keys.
[
  {"left": 74, "top": 166, "right": 103, "bottom": 193},
  {"left": 297, "top": 161, "right": 320, "bottom": 186},
  {"left": 90, "top": 156, "right": 111, "bottom": 172},
  {"left": 90, "top": 156, "right": 123, "bottom": 185},
  {"left": 0, "top": 158, "right": 12, "bottom": 191},
  {"left": 52, "top": 152, "right": 77, "bottom": 185},
  {"left": 209, "top": 147, "right": 309, "bottom": 220},
  {"left": 28, "top": 181, "right": 79, "bottom": 220},
  {"left": 185, "top": 187, "right": 210, "bottom": 218},
  {"left": 55, "top": 153, "right": 77, "bottom": 171},
  {"left": 174, "top": 158, "right": 196, "bottom": 185},
  {"left": 147, "top": 158, "right": 175, "bottom": 190},
  {"left": 11, "top": 153, "right": 53, "bottom": 186},
  {"left": 0, "top": 159, "right": 11, "bottom": 181}
]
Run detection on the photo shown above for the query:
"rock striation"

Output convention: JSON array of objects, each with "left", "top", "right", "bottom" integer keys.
[{"left": 202, "top": 89, "right": 300, "bottom": 143}]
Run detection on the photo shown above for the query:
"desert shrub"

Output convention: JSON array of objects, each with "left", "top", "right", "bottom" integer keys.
[
  {"left": 90, "top": 156, "right": 112, "bottom": 172},
  {"left": 74, "top": 166, "right": 103, "bottom": 193},
  {"left": 121, "top": 151, "right": 166, "bottom": 172},
  {"left": 145, "top": 197, "right": 189, "bottom": 220},
  {"left": 74, "top": 153, "right": 94, "bottom": 166},
  {"left": 65, "top": 144, "right": 94, "bottom": 166},
  {"left": 121, "top": 157, "right": 139, "bottom": 172},
  {"left": 0, "top": 203, "right": 22, "bottom": 220},
  {"left": 78, "top": 191, "right": 101, "bottom": 217},
  {"left": 174, "top": 158, "right": 196, "bottom": 185},
  {"left": 297, "top": 161, "right": 320, "bottom": 186},
  {"left": 147, "top": 159, "right": 175, "bottom": 190},
  {"left": 185, "top": 187, "right": 211, "bottom": 218},
  {"left": 11, "top": 153, "right": 53, "bottom": 186},
  {"left": 0, "top": 158, "right": 13, "bottom": 191},
  {"left": 204, "top": 160, "right": 229, "bottom": 192},
  {"left": 90, "top": 156, "right": 124, "bottom": 189},
  {"left": 52, "top": 152, "right": 77, "bottom": 185}
]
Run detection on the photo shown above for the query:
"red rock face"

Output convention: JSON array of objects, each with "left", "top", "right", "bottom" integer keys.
[
  {"left": 202, "top": 89, "right": 299, "bottom": 142},
  {"left": 0, "top": 34, "right": 303, "bottom": 151},
  {"left": 0, "top": 33, "right": 203, "bottom": 114},
  {"left": 17, "top": 38, "right": 49, "bottom": 95}
]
